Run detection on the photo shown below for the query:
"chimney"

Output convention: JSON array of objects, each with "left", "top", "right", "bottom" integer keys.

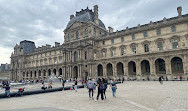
[
  {"left": 177, "top": 6, "right": 182, "bottom": 17},
  {"left": 70, "top": 15, "right": 74, "bottom": 19},
  {"left": 55, "top": 42, "right": 60, "bottom": 47},
  {"left": 94, "top": 5, "right": 99, "bottom": 25},
  {"left": 108, "top": 26, "right": 114, "bottom": 33}
]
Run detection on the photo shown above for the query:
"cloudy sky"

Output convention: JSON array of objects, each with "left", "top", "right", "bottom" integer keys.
[{"left": 0, "top": 0, "right": 187, "bottom": 64}]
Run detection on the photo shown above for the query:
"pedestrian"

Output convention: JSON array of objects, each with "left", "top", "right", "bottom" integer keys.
[
  {"left": 159, "top": 76, "right": 163, "bottom": 84},
  {"left": 74, "top": 79, "right": 78, "bottom": 92},
  {"left": 5, "top": 84, "right": 10, "bottom": 97},
  {"left": 62, "top": 79, "right": 65, "bottom": 91},
  {"left": 41, "top": 83, "right": 47, "bottom": 90},
  {"left": 102, "top": 78, "right": 107, "bottom": 99},
  {"left": 96, "top": 78, "right": 105, "bottom": 102},
  {"left": 110, "top": 79, "right": 117, "bottom": 97},
  {"left": 87, "top": 79, "right": 94, "bottom": 99}
]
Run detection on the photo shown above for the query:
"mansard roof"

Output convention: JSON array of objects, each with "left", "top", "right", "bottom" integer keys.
[{"left": 66, "top": 7, "right": 105, "bottom": 29}]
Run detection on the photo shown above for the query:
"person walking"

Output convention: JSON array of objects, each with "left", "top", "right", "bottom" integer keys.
[
  {"left": 87, "top": 79, "right": 95, "bottom": 99},
  {"left": 74, "top": 79, "right": 78, "bottom": 92},
  {"left": 102, "top": 78, "right": 107, "bottom": 99},
  {"left": 5, "top": 84, "right": 10, "bottom": 97},
  {"left": 159, "top": 76, "right": 163, "bottom": 84},
  {"left": 96, "top": 78, "right": 105, "bottom": 102},
  {"left": 62, "top": 79, "right": 65, "bottom": 91},
  {"left": 110, "top": 79, "right": 117, "bottom": 97}
]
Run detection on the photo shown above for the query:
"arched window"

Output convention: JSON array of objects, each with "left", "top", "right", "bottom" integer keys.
[
  {"left": 76, "top": 31, "right": 79, "bottom": 39},
  {"left": 74, "top": 51, "right": 78, "bottom": 62},
  {"left": 85, "top": 28, "right": 88, "bottom": 37}
]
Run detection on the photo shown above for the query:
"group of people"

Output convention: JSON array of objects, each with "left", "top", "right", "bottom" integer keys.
[
  {"left": 86, "top": 78, "right": 117, "bottom": 102},
  {"left": 41, "top": 81, "right": 53, "bottom": 90}
]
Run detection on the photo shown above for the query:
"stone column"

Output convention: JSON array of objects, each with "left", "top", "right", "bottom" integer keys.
[
  {"left": 123, "top": 62, "right": 128, "bottom": 80},
  {"left": 41, "top": 70, "right": 44, "bottom": 80},
  {"left": 149, "top": 58, "right": 157, "bottom": 80},
  {"left": 183, "top": 55, "right": 188, "bottom": 76},
  {"left": 113, "top": 63, "right": 117, "bottom": 78},
  {"left": 165, "top": 57, "right": 172, "bottom": 80},
  {"left": 103, "top": 64, "right": 107, "bottom": 77},
  {"left": 136, "top": 59, "right": 141, "bottom": 80}
]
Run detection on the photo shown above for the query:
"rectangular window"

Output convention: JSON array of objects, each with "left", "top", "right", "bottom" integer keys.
[
  {"left": 132, "top": 34, "right": 135, "bottom": 40},
  {"left": 111, "top": 39, "right": 114, "bottom": 44},
  {"left": 172, "top": 39, "right": 178, "bottom": 49},
  {"left": 157, "top": 42, "right": 163, "bottom": 51},
  {"left": 102, "top": 41, "right": 105, "bottom": 45},
  {"left": 121, "top": 37, "right": 124, "bottom": 42},
  {"left": 157, "top": 29, "right": 161, "bottom": 35},
  {"left": 85, "top": 52, "right": 87, "bottom": 60},
  {"left": 132, "top": 46, "right": 136, "bottom": 54},
  {"left": 144, "top": 44, "right": 149, "bottom": 52},
  {"left": 143, "top": 32, "right": 147, "bottom": 37},
  {"left": 68, "top": 34, "right": 70, "bottom": 42},
  {"left": 111, "top": 50, "right": 114, "bottom": 57},
  {"left": 171, "top": 25, "right": 176, "bottom": 32},
  {"left": 121, "top": 48, "right": 124, "bottom": 55}
]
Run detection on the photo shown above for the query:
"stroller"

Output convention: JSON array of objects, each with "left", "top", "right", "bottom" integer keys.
[{"left": 15, "top": 87, "right": 25, "bottom": 97}]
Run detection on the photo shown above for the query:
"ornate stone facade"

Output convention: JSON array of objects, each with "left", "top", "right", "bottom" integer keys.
[{"left": 11, "top": 6, "right": 188, "bottom": 81}]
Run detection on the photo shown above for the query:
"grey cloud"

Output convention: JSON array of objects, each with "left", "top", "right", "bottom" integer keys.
[{"left": 0, "top": 0, "right": 187, "bottom": 63}]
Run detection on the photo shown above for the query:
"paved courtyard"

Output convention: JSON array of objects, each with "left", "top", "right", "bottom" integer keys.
[{"left": 0, "top": 81, "right": 187, "bottom": 111}]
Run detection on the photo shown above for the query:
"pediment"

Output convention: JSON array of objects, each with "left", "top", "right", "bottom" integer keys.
[{"left": 67, "top": 21, "right": 88, "bottom": 30}]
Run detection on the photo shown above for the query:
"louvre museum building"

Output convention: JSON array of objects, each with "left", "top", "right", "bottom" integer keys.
[{"left": 11, "top": 5, "right": 188, "bottom": 81}]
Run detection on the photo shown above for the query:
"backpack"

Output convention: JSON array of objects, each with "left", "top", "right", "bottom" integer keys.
[{"left": 99, "top": 83, "right": 105, "bottom": 91}]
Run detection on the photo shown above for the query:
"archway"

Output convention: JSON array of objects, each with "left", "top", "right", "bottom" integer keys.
[
  {"left": 59, "top": 68, "right": 62, "bottom": 76},
  {"left": 39, "top": 70, "right": 41, "bottom": 78},
  {"left": 26, "top": 71, "right": 29, "bottom": 77},
  {"left": 117, "top": 62, "right": 124, "bottom": 75},
  {"left": 128, "top": 61, "right": 136, "bottom": 76},
  {"left": 30, "top": 71, "right": 32, "bottom": 78},
  {"left": 171, "top": 57, "right": 184, "bottom": 75},
  {"left": 73, "top": 66, "right": 78, "bottom": 79},
  {"left": 48, "top": 69, "right": 51, "bottom": 76},
  {"left": 97, "top": 64, "right": 103, "bottom": 76},
  {"left": 107, "top": 63, "right": 113, "bottom": 76},
  {"left": 155, "top": 58, "right": 166, "bottom": 74},
  {"left": 43, "top": 70, "right": 46, "bottom": 77},
  {"left": 141, "top": 60, "right": 150, "bottom": 75},
  {"left": 34, "top": 71, "right": 37, "bottom": 78},
  {"left": 53, "top": 69, "right": 56, "bottom": 75}
]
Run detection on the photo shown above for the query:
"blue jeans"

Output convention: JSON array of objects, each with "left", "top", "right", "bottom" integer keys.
[
  {"left": 112, "top": 87, "right": 116, "bottom": 97},
  {"left": 5, "top": 90, "right": 10, "bottom": 97}
]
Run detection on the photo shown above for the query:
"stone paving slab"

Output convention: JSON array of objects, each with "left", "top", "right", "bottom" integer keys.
[{"left": 0, "top": 81, "right": 187, "bottom": 111}]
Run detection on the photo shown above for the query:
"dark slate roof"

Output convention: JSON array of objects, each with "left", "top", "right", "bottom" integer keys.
[
  {"left": 66, "top": 9, "right": 106, "bottom": 29},
  {"left": 19, "top": 40, "right": 36, "bottom": 54}
]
